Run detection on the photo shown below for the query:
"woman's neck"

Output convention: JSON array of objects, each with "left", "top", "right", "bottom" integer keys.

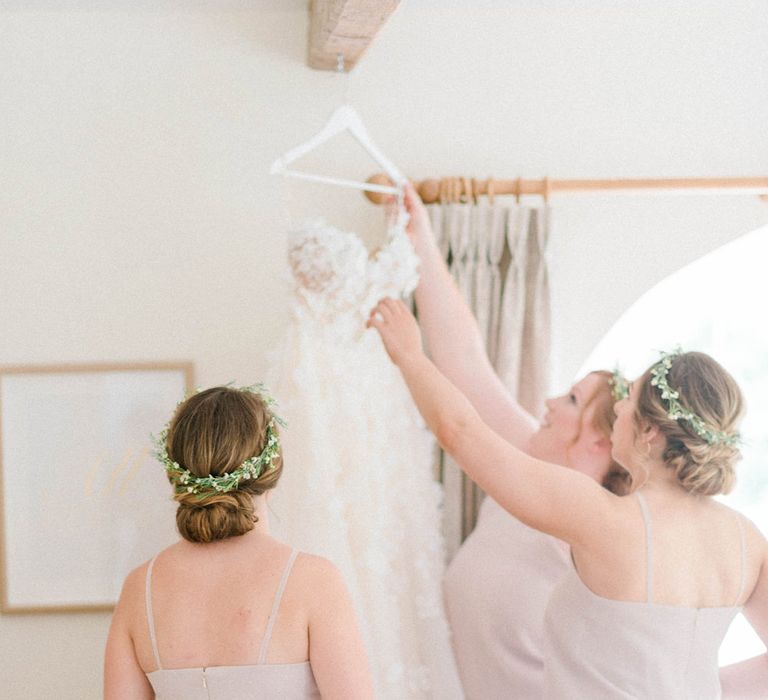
[
  {"left": 632, "top": 458, "right": 691, "bottom": 497},
  {"left": 251, "top": 496, "right": 271, "bottom": 535}
]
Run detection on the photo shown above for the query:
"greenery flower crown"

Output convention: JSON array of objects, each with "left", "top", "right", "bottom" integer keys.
[
  {"left": 609, "top": 368, "right": 630, "bottom": 402},
  {"left": 612, "top": 349, "right": 740, "bottom": 446},
  {"left": 153, "top": 384, "right": 285, "bottom": 500},
  {"left": 648, "top": 348, "right": 740, "bottom": 446}
]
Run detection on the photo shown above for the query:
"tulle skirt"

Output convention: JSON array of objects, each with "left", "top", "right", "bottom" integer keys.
[{"left": 268, "top": 318, "right": 463, "bottom": 699}]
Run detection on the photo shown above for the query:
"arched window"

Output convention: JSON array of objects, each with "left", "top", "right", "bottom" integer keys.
[{"left": 580, "top": 224, "right": 768, "bottom": 664}]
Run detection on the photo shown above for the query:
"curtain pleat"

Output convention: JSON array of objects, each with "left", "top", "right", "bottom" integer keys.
[
  {"left": 518, "top": 207, "right": 551, "bottom": 417},
  {"left": 496, "top": 206, "right": 529, "bottom": 399}
]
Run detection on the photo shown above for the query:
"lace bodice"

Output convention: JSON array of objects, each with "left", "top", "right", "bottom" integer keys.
[{"left": 288, "top": 211, "right": 419, "bottom": 328}]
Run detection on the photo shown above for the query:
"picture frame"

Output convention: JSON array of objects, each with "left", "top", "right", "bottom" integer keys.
[{"left": 0, "top": 362, "right": 193, "bottom": 613}]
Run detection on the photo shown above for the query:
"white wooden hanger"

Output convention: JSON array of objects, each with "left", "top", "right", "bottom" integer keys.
[{"left": 270, "top": 104, "right": 405, "bottom": 196}]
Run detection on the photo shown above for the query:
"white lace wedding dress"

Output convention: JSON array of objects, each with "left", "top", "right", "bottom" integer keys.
[{"left": 268, "top": 208, "right": 463, "bottom": 699}]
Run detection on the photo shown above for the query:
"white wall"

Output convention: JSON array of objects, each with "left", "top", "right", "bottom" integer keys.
[{"left": 1, "top": 1, "right": 766, "bottom": 697}]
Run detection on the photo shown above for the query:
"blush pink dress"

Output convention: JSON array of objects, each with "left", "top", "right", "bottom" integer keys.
[
  {"left": 543, "top": 492, "right": 745, "bottom": 699},
  {"left": 444, "top": 496, "right": 569, "bottom": 699}
]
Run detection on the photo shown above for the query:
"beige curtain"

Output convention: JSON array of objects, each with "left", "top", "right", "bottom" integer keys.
[{"left": 426, "top": 201, "right": 552, "bottom": 558}]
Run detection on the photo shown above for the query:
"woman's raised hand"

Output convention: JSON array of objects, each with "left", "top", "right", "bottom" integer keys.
[
  {"left": 403, "top": 181, "right": 434, "bottom": 247},
  {"left": 367, "top": 298, "right": 423, "bottom": 365}
]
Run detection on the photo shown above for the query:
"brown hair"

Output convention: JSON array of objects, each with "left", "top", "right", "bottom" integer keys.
[
  {"left": 579, "top": 370, "right": 632, "bottom": 496},
  {"left": 165, "top": 387, "right": 283, "bottom": 543},
  {"left": 633, "top": 352, "right": 744, "bottom": 496}
]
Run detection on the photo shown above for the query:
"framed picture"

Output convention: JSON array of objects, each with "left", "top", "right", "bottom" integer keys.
[{"left": 0, "top": 362, "right": 193, "bottom": 613}]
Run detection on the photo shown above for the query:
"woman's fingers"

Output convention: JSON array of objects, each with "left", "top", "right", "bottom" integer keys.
[
  {"left": 366, "top": 298, "right": 422, "bottom": 365},
  {"left": 403, "top": 182, "right": 424, "bottom": 216},
  {"left": 379, "top": 297, "right": 399, "bottom": 316},
  {"left": 403, "top": 181, "right": 417, "bottom": 206},
  {"left": 367, "top": 298, "right": 390, "bottom": 327},
  {"left": 367, "top": 298, "right": 407, "bottom": 328}
]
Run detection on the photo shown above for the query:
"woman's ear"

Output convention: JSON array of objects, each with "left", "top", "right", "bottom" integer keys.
[
  {"left": 590, "top": 433, "right": 612, "bottom": 455},
  {"left": 641, "top": 422, "right": 660, "bottom": 444}
]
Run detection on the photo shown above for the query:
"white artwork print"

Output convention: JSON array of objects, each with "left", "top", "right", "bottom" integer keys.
[{"left": 0, "top": 364, "right": 190, "bottom": 612}]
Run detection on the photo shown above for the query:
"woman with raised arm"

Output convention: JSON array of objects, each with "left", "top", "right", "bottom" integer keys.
[
  {"left": 368, "top": 299, "right": 768, "bottom": 699},
  {"left": 400, "top": 182, "right": 629, "bottom": 698},
  {"left": 104, "top": 386, "right": 374, "bottom": 700}
]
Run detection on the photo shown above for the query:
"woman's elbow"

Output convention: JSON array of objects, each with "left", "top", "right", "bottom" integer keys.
[{"left": 435, "top": 414, "right": 472, "bottom": 456}]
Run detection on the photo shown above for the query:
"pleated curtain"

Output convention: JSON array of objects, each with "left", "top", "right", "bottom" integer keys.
[{"left": 425, "top": 201, "right": 552, "bottom": 558}]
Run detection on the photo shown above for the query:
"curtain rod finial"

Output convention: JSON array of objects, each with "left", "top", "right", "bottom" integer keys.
[{"left": 363, "top": 173, "right": 395, "bottom": 204}]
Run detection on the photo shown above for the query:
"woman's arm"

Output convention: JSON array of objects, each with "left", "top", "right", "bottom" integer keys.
[
  {"left": 720, "top": 536, "right": 768, "bottom": 698},
  {"left": 403, "top": 183, "right": 538, "bottom": 447},
  {"left": 104, "top": 572, "right": 154, "bottom": 700},
  {"left": 307, "top": 556, "right": 375, "bottom": 700},
  {"left": 368, "top": 298, "right": 618, "bottom": 547}
]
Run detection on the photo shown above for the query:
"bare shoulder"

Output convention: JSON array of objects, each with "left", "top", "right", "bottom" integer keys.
[
  {"left": 739, "top": 512, "right": 768, "bottom": 562},
  {"left": 290, "top": 553, "right": 350, "bottom": 606},
  {"left": 708, "top": 503, "right": 768, "bottom": 603},
  {"left": 116, "top": 545, "right": 176, "bottom": 615},
  {"left": 592, "top": 488, "right": 645, "bottom": 544},
  {"left": 738, "top": 511, "right": 767, "bottom": 544},
  {"left": 108, "top": 557, "right": 155, "bottom": 648},
  {"left": 116, "top": 561, "right": 150, "bottom": 611},
  {"left": 741, "top": 514, "right": 768, "bottom": 631},
  {"left": 291, "top": 552, "right": 346, "bottom": 587},
  {"left": 713, "top": 501, "right": 767, "bottom": 550}
]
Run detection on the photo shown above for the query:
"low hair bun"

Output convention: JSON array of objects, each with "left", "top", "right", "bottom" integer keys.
[
  {"left": 175, "top": 490, "right": 257, "bottom": 543},
  {"left": 664, "top": 437, "right": 740, "bottom": 496}
]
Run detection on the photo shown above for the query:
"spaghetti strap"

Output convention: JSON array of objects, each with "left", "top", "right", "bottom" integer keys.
[
  {"left": 144, "top": 555, "right": 162, "bottom": 671},
  {"left": 635, "top": 492, "right": 654, "bottom": 603},
  {"left": 734, "top": 514, "right": 747, "bottom": 606},
  {"left": 257, "top": 549, "right": 300, "bottom": 664}
]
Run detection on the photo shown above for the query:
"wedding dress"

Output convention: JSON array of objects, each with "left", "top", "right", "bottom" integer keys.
[{"left": 268, "top": 206, "right": 463, "bottom": 699}]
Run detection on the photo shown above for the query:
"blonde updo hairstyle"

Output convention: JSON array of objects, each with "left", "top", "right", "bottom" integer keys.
[
  {"left": 633, "top": 351, "right": 744, "bottom": 496},
  {"left": 165, "top": 387, "right": 283, "bottom": 543}
]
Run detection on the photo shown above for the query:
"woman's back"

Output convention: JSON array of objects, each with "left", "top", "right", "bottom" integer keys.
[
  {"left": 141, "top": 538, "right": 308, "bottom": 669},
  {"left": 112, "top": 531, "right": 369, "bottom": 699},
  {"left": 543, "top": 490, "right": 762, "bottom": 699},
  {"left": 124, "top": 535, "right": 324, "bottom": 699},
  {"left": 573, "top": 487, "right": 760, "bottom": 606}
]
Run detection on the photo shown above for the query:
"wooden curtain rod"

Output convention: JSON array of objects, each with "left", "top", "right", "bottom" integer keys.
[{"left": 363, "top": 174, "right": 768, "bottom": 204}]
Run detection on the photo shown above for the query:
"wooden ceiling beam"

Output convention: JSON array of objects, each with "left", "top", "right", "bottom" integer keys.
[{"left": 308, "top": 0, "right": 402, "bottom": 71}]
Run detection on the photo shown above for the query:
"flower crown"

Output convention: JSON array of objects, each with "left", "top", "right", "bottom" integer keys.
[
  {"left": 609, "top": 368, "right": 630, "bottom": 402},
  {"left": 648, "top": 349, "right": 740, "bottom": 446},
  {"left": 153, "top": 384, "right": 285, "bottom": 499}
]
